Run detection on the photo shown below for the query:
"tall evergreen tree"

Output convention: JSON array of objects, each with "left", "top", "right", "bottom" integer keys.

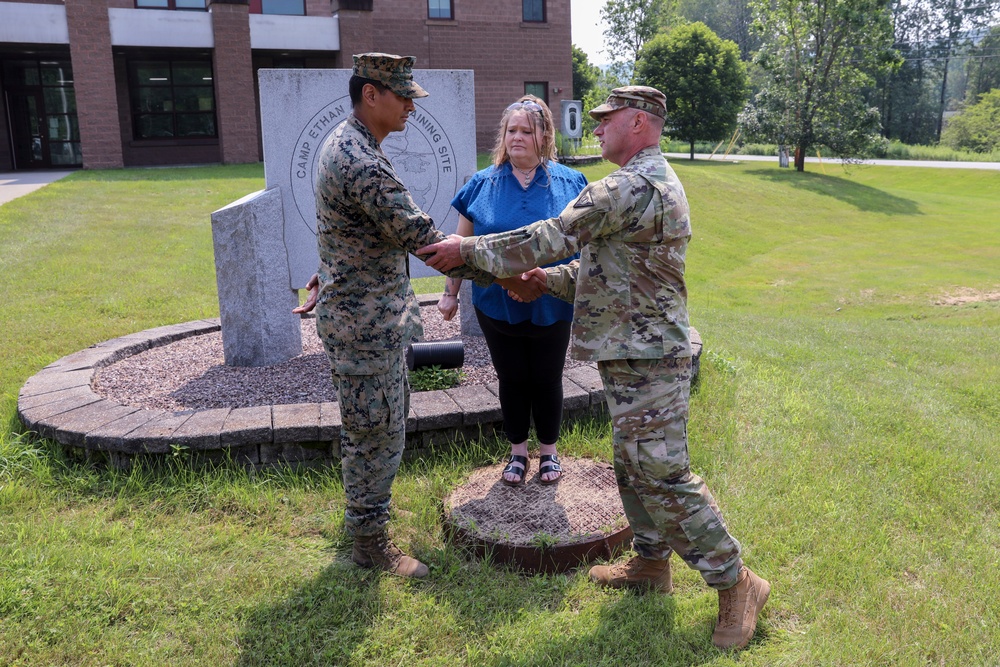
[
  {"left": 878, "top": 40, "right": 940, "bottom": 144},
  {"left": 875, "top": 0, "right": 940, "bottom": 145}
]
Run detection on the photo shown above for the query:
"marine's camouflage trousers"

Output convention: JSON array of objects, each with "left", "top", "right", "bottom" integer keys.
[
  {"left": 598, "top": 356, "right": 743, "bottom": 589},
  {"left": 336, "top": 352, "right": 409, "bottom": 538}
]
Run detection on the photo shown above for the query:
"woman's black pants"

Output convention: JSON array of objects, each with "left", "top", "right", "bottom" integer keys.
[{"left": 475, "top": 308, "right": 571, "bottom": 445}]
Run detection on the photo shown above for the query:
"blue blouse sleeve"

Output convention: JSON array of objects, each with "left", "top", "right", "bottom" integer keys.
[{"left": 451, "top": 170, "right": 487, "bottom": 221}]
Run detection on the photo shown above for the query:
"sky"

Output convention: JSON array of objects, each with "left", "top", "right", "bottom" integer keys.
[{"left": 570, "top": 0, "right": 609, "bottom": 66}]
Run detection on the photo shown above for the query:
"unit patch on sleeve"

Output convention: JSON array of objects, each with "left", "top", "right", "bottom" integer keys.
[{"left": 573, "top": 189, "right": 596, "bottom": 208}]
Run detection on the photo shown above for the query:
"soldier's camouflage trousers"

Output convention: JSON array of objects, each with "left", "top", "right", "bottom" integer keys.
[
  {"left": 336, "top": 352, "right": 409, "bottom": 538},
  {"left": 598, "top": 356, "right": 743, "bottom": 590}
]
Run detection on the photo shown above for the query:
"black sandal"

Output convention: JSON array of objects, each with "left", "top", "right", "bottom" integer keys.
[
  {"left": 538, "top": 454, "right": 562, "bottom": 485},
  {"left": 501, "top": 454, "right": 529, "bottom": 487}
]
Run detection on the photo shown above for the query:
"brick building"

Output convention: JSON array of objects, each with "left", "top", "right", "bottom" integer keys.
[{"left": 0, "top": 0, "right": 573, "bottom": 170}]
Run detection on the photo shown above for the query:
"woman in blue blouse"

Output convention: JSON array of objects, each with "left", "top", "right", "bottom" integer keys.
[{"left": 438, "top": 96, "right": 587, "bottom": 486}]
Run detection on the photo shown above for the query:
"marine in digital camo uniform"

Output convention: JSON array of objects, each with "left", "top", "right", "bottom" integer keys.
[
  {"left": 312, "top": 53, "right": 494, "bottom": 579},
  {"left": 418, "top": 86, "right": 770, "bottom": 650}
]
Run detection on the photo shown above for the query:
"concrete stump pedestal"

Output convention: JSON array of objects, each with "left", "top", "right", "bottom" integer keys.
[{"left": 442, "top": 456, "right": 633, "bottom": 573}]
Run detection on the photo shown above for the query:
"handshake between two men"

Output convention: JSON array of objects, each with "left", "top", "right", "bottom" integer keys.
[
  {"left": 292, "top": 234, "right": 548, "bottom": 317},
  {"left": 417, "top": 234, "right": 548, "bottom": 304}
]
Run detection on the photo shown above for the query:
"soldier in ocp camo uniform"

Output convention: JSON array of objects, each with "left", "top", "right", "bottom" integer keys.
[
  {"left": 418, "top": 87, "right": 770, "bottom": 649},
  {"left": 294, "top": 53, "right": 527, "bottom": 579}
]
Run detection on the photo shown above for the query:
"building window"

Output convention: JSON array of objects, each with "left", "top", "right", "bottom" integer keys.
[
  {"left": 271, "top": 57, "right": 306, "bottom": 69},
  {"left": 339, "top": 0, "right": 373, "bottom": 8},
  {"left": 523, "top": 0, "right": 545, "bottom": 22},
  {"left": 524, "top": 82, "right": 548, "bottom": 104},
  {"left": 249, "top": 0, "right": 306, "bottom": 14},
  {"left": 129, "top": 60, "right": 217, "bottom": 140},
  {"left": 428, "top": 0, "right": 452, "bottom": 19},
  {"left": 134, "top": 0, "right": 207, "bottom": 9}
]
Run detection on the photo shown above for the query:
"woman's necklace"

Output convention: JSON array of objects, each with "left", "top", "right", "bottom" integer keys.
[{"left": 512, "top": 162, "right": 539, "bottom": 187}]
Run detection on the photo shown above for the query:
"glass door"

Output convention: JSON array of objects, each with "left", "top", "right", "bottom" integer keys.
[
  {"left": 7, "top": 91, "right": 46, "bottom": 169},
  {"left": 3, "top": 59, "right": 82, "bottom": 169}
]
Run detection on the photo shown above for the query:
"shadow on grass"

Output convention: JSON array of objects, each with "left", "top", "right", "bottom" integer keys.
[
  {"left": 499, "top": 592, "right": 713, "bottom": 667},
  {"left": 747, "top": 167, "right": 920, "bottom": 215},
  {"left": 233, "top": 556, "right": 380, "bottom": 667},
  {"left": 233, "top": 548, "right": 732, "bottom": 666}
]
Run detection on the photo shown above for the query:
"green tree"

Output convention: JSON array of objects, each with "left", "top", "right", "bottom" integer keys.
[
  {"left": 582, "top": 66, "right": 629, "bottom": 134},
  {"left": 741, "top": 0, "right": 899, "bottom": 171},
  {"left": 635, "top": 23, "right": 749, "bottom": 159},
  {"left": 923, "top": 0, "right": 1000, "bottom": 140},
  {"left": 941, "top": 88, "right": 1000, "bottom": 153},
  {"left": 875, "top": 0, "right": 941, "bottom": 146},
  {"left": 676, "top": 0, "right": 759, "bottom": 59},
  {"left": 572, "top": 44, "right": 600, "bottom": 101},
  {"left": 600, "top": 0, "right": 674, "bottom": 78},
  {"left": 966, "top": 25, "right": 1000, "bottom": 101},
  {"left": 875, "top": 0, "right": 1000, "bottom": 146},
  {"left": 876, "top": 43, "right": 940, "bottom": 145}
]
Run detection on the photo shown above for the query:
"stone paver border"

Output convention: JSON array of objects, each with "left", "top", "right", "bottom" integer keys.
[{"left": 17, "top": 297, "right": 700, "bottom": 470}]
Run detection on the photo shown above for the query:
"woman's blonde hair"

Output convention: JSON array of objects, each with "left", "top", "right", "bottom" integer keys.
[{"left": 490, "top": 94, "right": 558, "bottom": 168}]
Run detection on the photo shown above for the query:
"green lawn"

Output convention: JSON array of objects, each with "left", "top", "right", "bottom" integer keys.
[{"left": 1, "top": 160, "right": 998, "bottom": 666}]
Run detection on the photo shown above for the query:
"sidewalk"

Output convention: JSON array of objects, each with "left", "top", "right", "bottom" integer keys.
[
  {"left": 0, "top": 170, "right": 74, "bottom": 206},
  {"left": 663, "top": 153, "right": 1000, "bottom": 170}
]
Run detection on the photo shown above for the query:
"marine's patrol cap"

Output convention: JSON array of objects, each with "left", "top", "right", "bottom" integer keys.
[
  {"left": 589, "top": 86, "right": 667, "bottom": 120},
  {"left": 352, "top": 52, "right": 429, "bottom": 99}
]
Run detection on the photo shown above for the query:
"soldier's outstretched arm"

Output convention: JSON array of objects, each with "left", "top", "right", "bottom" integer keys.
[
  {"left": 543, "top": 261, "right": 578, "bottom": 303},
  {"left": 417, "top": 234, "right": 465, "bottom": 272},
  {"left": 445, "top": 181, "right": 617, "bottom": 279},
  {"left": 363, "top": 170, "right": 493, "bottom": 286}
]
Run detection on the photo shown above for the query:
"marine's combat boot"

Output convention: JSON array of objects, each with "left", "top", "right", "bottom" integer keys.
[
  {"left": 588, "top": 555, "right": 673, "bottom": 593},
  {"left": 351, "top": 531, "right": 429, "bottom": 579},
  {"left": 712, "top": 565, "right": 770, "bottom": 650}
]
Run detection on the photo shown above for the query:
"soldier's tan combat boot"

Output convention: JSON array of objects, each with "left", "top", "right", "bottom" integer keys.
[
  {"left": 352, "top": 532, "right": 429, "bottom": 579},
  {"left": 712, "top": 565, "right": 770, "bottom": 650},
  {"left": 588, "top": 555, "right": 673, "bottom": 593}
]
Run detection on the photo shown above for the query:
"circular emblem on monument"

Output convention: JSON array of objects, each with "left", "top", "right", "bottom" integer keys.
[{"left": 289, "top": 98, "right": 459, "bottom": 238}]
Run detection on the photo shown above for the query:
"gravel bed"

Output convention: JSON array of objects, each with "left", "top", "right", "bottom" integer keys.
[{"left": 93, "top": 304, "right": 586, "bottom": 411}]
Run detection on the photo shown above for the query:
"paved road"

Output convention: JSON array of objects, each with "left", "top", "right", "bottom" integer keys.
[
  {"left": 2, "top": 153, "right": 996, "bottom": 210},
  {"left": 0, "top": 170, "right": 74, "bottom": 206},
  {"left": 663, "top": 153, "right": 1000, "bottom": 170}
]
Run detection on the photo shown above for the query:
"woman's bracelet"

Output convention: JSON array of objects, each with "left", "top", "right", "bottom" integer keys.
[{"left": 443, "top": 291, "right": 457, "bottom": 297}]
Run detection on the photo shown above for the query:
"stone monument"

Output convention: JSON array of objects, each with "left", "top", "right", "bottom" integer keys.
[{"left": 210, "top": 68, "right": 479, "bottom": 366}]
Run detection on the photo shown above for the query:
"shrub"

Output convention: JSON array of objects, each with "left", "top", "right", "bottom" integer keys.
[
  {"left": 941, "top": 89, "right": 1000, "bottom": 154},
  {"left": 882, "top": 139, "right": 1000, "bottom": 162}
]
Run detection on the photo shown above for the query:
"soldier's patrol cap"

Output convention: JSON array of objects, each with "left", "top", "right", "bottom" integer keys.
[
  {"left": 352, "top": 52, "right": 429, "bottom": 99},
  {"left": 589, "top": 85, "right": 667, "bottom": 120}
]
